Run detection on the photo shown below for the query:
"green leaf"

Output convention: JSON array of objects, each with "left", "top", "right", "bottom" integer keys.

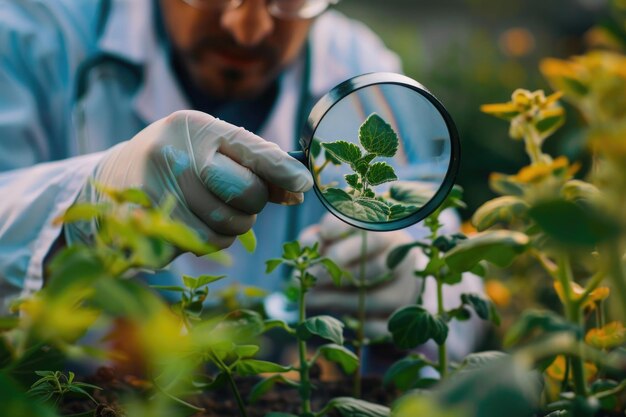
[
  {"left": 388, "top": 306, "right": 449, "bottom": 348},
  {"left": 264, "top": 413, "right": 299, "bottom": 417},
  {"left": 320, "top": 258, "right": 343, "bottom": 286},
  {"left": 528, "top": 199, "right": 620, "bottom": 247},
  {"left": 116, "top": 188, "right": 153, "bottom": 207},
  {"left": 310, "top": 138, "right": 322, "bottom": 158},
  {"left": 345, "top": 173, "right": 361, "bottom": 189},
  {"left": 183, "top": 274, "right": 226, "bottom": 290},
  {"left": 324, "top": 397, "right": 390, "bottom": 417},
  {"left": 472, "top": 196, "right": 529, "bottom": 231},
  {"left": 444, "top": 230, "right": 529, "bottom": 272},
  {"left": 296, "top": 315, "right": 344, "bottom": 345},
  {"left": 282, "top": 241, "right": 301, "bottom": 260},
  {"left": 561, "top": 179, "right": 601, "bottom": 203},
  {"left": 386, "top": 241, "right": 428, "bottom": 269},
  {"left": 322, "top": 188, "right": 390, "bottom": 222},
  {"left": 453, "top": 351, "right": 508, "bottom": 377},
  {"left": 460, "top": 293, "right": 490, "bottom": 321},
  {"left": 504, "top": 310, "right": 581, "bottom": 347},
  {"left": 265, "top": 259, "right": 283, "bottom": 274},
  {"left": 317, "top": 344, "right": 359, "bottom": 374},
  {"left": 233, "top": 344, "right": 259, "bottom": 358},
  {"left": 435, "top": 354, "right": 541, "bottom": 417},
  {"left": 359, "top": 113, "right": 399, "bottom": 157},
  {"left": 263, "top": 319, "right": 295, "bottom": 334},
  {"left": 55, "top": 203, "right": 108, "bottom": 225},
  {"left": 322, "top": 141, "right": 363, "bottom": 165},
  {"left": 234, "top": 359, "right": 291, "bottom": 376},
  {"left": 535, "top": 110, "right": 565, "bottom": 137},
  {"left": 238, "top": 229, "right": 257, "bottom": 253},
  {"left": 389, "top": 182, "right": 435, "bottom": 206},
  {"left": 354, "top": 154, "right": 377, "bottom": 176},
  {"left": 388, "top": 203, "right": 419, "bottom": 221},
  {"left": 366, "top": 162, "right": 398, "bottom": 186},
  {"left": 150, "top": 285, "right": 185, "bottom": 292},
  {"left": 383, "top": 355, "right": 428, "bottom": 390},
  {"left": 249, "top": 375, "right": 298, "bottom": 403}
]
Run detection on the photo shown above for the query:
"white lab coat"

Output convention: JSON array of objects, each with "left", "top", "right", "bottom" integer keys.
[{"left": 0, "top": 0, "right": 402, "bottom": 305}]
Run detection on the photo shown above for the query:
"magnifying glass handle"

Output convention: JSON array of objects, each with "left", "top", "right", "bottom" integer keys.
[{"left": 288, "top": 150, "right": 307, "bottom": 166}]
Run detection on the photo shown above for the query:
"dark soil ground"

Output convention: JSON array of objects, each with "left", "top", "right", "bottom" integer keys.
[{"left": 60, "top": 365, "right": 398, "bottom": 417}]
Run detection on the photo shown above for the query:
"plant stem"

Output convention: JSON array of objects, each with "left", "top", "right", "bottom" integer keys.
[
  {"left": 557, "top": 253, "right": 588, "bottom": 397},
  {"left": 435, "top": 253, "right": 447, "bottom": 379},
  {"left": 524, "top": 126, "right": 544, "bottom": 165},
  {"left": 354, "top": 230, "right": 367, "bottom": 398},
  {"left": 210, "top": 352, "right": 248, "bottom": 417},
  {"left": 297, "top": 268, "right": 312, "bottom": 416}
]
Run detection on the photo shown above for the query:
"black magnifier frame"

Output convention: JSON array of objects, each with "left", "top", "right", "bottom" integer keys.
[{"left": 291, "top": 72, "right": 461, "bottom": 232}]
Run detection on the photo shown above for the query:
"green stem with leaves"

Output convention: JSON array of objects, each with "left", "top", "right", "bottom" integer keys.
[
  {"left": 556, "top": 253, "right": 588, "bottom": 397},
  {"left": 353, "top": 230, "right": 368, "bottom": 398},
  {"left": 297, "top": 266, "right": 313, "bottom": 416},
  {"left": 182, "top": 311, "right": 248, "bottom": 417}
]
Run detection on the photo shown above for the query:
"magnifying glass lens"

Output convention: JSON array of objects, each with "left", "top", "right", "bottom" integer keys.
[{"left": 304, "top": 76, "right": 458, "bottom": 231}]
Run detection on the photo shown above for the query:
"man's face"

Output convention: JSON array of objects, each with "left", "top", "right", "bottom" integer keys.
[{"left": 160, "top": 0, "right": 314, "bottom": 100}]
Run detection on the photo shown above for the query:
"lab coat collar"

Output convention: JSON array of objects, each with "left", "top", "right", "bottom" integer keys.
[{"left": 98, "top": 0, "right": 189, "bottom": 123}]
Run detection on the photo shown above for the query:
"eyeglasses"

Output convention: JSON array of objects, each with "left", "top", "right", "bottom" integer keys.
[{"left": 181, "top": 0, "right": 340, "bottom": 19}]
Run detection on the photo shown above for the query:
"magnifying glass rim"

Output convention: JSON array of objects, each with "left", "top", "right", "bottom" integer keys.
[{"left": 301, "top": 72, "right": 461, "bottom": 232}]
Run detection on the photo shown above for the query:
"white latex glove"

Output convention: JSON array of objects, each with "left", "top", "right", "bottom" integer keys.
[
  {"left": 66, "top": 110, "right": 313, "bottom": 251},
  {"left": 300, "top": 212, "right": 423, "bottom": 325}
]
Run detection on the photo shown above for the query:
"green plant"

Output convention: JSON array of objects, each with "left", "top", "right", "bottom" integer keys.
[
  {"left": 261, "top": 241, "right": 389, "bottom": 417},
  {"left": 27, "top": 370, "right": 101, "bottom": 407},
  {"left": 153, "top": 275, "right": 285, "bottom": 417},
  {"left": 384, "top": 186, "right": 507, "bottom": 383},
  {"left": 0, "top": 187, "right": 254, "bottom": 417},
  {"left": 313, "top": 113, "right": 419, "bottom": 222}
]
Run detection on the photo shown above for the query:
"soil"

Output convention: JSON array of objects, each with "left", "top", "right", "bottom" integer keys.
[{"left": 60, "top": 365, "right": 399, "bottom": 417}]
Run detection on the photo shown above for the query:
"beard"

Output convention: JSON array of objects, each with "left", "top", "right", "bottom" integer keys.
[{"left": 179, "top": 34, "right": 283, "bottom": 100}]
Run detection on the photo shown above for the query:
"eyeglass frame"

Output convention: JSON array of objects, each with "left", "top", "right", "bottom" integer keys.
[{"left": 180, "top": 0, "right": 340, "bottom": 20}]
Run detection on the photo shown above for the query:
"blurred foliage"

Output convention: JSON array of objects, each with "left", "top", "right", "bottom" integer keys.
[{"left": 336, "top": 0, "right": 609, "bottom": 218}]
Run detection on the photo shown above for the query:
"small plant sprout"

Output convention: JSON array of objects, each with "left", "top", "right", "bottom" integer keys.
[
  {"left": 315, "top": 113, "right": 419, "bottom": 222},
  {"left": 27, "top": 370, "right": 102, "bottom": 407},
  {"left": 262, "top": 241, "right": 390, "bottom": 417},
  {"left": 153, "top": 274, "right": 271, "bottom": 417}
]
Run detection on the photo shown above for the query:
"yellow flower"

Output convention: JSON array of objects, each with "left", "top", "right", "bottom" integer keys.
[
  {"left": 585, "top": 321, "right": 626, "bottom": 349},
  {"left": 513, "top": 156, "right": 577, "bottom": 184}
]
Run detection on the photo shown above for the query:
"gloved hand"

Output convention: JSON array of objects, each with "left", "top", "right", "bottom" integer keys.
[
  {"left": 66, "top": 110, "right": 313, "bottom": 252},
  {"left": 300, "top": 212, "right": 424, "bottom": 334}
]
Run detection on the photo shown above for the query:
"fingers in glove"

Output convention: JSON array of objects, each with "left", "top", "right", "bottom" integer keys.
[
  {"left": 177, "top": 169, "right": 256, "bottom": 236},
  {"left": 188, "top": 113, "right": 313, "bottom": 193},
  {"left": 170, "top": 200, "right": 237, "bottom": 252},
  {"left": 200, "top": 152, "right": 269, "bottom": 214}
]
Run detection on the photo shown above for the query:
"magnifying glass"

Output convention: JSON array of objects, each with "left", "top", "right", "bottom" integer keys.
[{"left": 289, "top": 72, "right": 460, "bottom": 232}]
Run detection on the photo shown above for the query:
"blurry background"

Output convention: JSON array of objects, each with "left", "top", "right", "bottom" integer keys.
[{"left": 335, "top": 0, "right": 612, "bottom": 218}]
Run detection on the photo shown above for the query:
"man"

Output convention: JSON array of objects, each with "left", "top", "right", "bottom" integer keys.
[{"left": 0, "top": 0, "right": 483, "bottom": 357}]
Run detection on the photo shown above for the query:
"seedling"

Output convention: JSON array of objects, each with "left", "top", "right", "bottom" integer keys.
[
  {"left": 262, "top": 241, "right": 389, "bottom": 417},
  {"left": 314, "top": 113, "right": 418, "bottom": 222},
  {"left": 27, "top": 370, "right": 101, "bottom": 407}
]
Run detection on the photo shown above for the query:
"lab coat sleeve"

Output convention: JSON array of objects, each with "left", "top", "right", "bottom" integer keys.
[
  {"left": 0, "top": 0, "right": 101, "bottom": 312},
  {"left": 0, "top": 154, "right": 105, "bottom": 311}
]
